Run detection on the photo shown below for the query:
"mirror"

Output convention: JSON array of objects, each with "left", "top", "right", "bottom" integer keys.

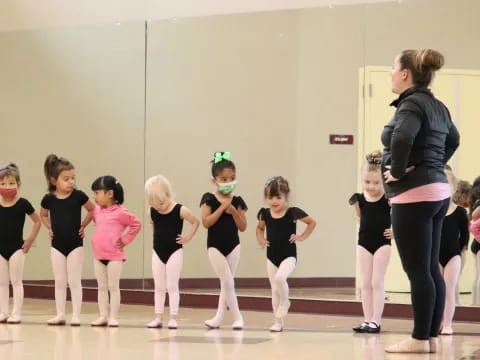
[{"left": 1, "top": 0, "right": 479, "bottom": 314}]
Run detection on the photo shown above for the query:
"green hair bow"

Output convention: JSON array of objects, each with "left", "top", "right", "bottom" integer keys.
[{"left": 214, "top": 152, "right": 232, "bottom": 164}]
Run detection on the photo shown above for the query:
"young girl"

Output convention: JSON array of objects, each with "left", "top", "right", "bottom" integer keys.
[
  {"left": 439, "top": 167, "right": 469, "bottom": 335},
  {"left": 90, "top": 175, "right": 141, "bottom": 327},
  {"left": 200, "top": 152, "right": 247, "bottom": 330},
  {"left": 40, "top": 154, "right": 95, "bottom": 326},
  {"left": 145, "top": 175, "right": 200, "bottom": 329},
  {"left": 256, "top": 176, "right": 316, "bottom": 332},
  {"left": 349, "top": 150, "right": 392, "bottom": 334},
  {"left": 0, "top": 163, "right": 41, "bottom": 324},
  {"left": 452, "top": 178, "right": 472, "bottom": 304},
  {"left": 469, "top": 177, "right": 480, "bottom": 305}
]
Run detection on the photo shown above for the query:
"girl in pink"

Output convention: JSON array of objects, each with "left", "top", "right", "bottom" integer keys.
[{"left": 90, "top": 175, "right": 141, "bottom": 327}]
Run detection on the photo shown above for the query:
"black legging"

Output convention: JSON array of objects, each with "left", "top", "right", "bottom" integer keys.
[{"left": 391, "top": 199, "right": 450, "bottom": 340}]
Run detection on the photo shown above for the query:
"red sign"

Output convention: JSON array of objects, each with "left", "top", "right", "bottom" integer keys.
[{"left": 329, "top": 134, "right": 354, "bottom": 145}]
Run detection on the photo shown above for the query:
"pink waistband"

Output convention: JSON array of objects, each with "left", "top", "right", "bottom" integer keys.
[{"left": 390, "top": 183, "right": 451, "bottom": 204}]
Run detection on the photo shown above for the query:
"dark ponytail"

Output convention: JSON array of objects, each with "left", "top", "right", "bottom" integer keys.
[
  {"left": 91, "top": 175, "right": 124, "bottom": 204},
  {"left": 43, "top": 154, "right": 74, "bottom": 192}
]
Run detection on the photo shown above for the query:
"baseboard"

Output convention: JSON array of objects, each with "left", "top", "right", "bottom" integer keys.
[
  {"left": 24, "top": 277, "right": 355, "bottom": 289},
  {"left": 22, "top": 284, "right": 480, "bottom": 322}
]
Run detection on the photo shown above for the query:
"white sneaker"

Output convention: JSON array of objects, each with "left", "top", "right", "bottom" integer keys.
[
  {"left": 147, "top": 318, "right": 162, "bottom": 328},
  {"left": 232, "top": 318, "right": 244, "bottom": 330},
  {"left": 108, "top": 318, "right": 119, "bottom": 327},
  {"left": 0, "top": 314, "right": 8, "bottom": 323},
  {"left": 47, "top": 316, "right": 66, "bottom": 326},
  {"left": 91, "top": 317, "right": 108, "bottom": 327},
  {"left": 168, "top": 319, "right": 178, "bottom": 329},
  {"left": 70, "top": 316, "right": 81, "bottom": 326},
  {"left": 6, "top": 315, "right": 21, "bottom": 324}
]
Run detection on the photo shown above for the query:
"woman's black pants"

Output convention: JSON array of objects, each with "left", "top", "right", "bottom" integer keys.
[{"left": 391, "top": 199, "right": 450, "bottom": 340}]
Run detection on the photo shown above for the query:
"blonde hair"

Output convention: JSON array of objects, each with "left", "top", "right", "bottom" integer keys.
[
  {"left": 145, "top": 175, "right": 174, "bottom": 207},
  {"left": 363, "top": 150, "right": 382, "bottom": 172},
  {"left": 444, "top": 165, "right": 458, "bottom": 196}
]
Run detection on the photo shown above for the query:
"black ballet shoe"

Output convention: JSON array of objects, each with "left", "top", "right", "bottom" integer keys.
[
  {"left": 366, "top": 322, "right": 381, "bottom": 334},
  {"left": 353, "top": 322, "right": 370, "bottom": 333}
]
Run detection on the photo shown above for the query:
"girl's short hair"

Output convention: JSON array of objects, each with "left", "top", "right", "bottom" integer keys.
[
  {"left": 363, "top": 150, "right": 382, "bottom": 172},
  {"left": 145, "top": 175, "right": 174, "bottom": 207},
  {"left": 0, "top": 163, "right": 20, "bottom": 183},
  {"left": 91, "top": 175, "right": 124, "bottom": 204},
  {"left": 264, "top": 176, "right": 290, "bottom": 198},
  {"left": 211, "top": 152, "right": 236, "bottom": 178},
  {"left": 44, "top": 154, "right": 74, "bottom": 192},
  {"left": 453, "top": 180, "right": 472, "bottom": 204}
]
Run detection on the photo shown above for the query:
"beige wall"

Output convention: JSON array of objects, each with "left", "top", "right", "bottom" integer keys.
[{"left": 0, "top": 0, "right": 393, "bottom": 31}]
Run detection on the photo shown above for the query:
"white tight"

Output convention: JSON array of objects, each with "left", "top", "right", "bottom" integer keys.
[
  {"left": 152, "top": 249, "right": 183, "bottom": 316},
  {"left": 267, "top": 257, "right": 296, "bottom": 317},
  {"left": 94, "top": 259, "right": 123, "bottom": 319},
  {"left": 51, "top": 247, "right": 84, "bottom": 318},
  {"left": 0, "top": 250, "right": 25, "bottom": 318},
  {"left": 207, "top": 245, "right": 242, "bottom": 322},
  {"left": 357, "top": 245, "right": 391, "bottom": 324},
  {"left": 441, "top": 255, "right": 461, "bottom": 329},
  {"left": 473, "top": 252, "right": 480, "bottom": 305}
]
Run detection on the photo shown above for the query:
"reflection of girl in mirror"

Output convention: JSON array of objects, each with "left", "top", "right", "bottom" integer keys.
[
  {"left": 469, "top": 177, "right": 480, "bottom": 304},
  {"left": 90, "top": 175, "right": 141, "bottom": 327},
  {"left": 452, "top": 178, "right": 472, "bottom": 304},
  {"left": 349, "top": 151, "right": 392, "bottom": 334},
  {"left": 256, "top": 176, "right": 316, "bottom": 332},
  {"left": 40, "top": 154, "right": 95, "bottom": 326},
  {"left": 200, "top": 152, "right": 247, "bottom": 330},
  {"left": 438, "top": 166, "right": 469, "bottom": 335},
  {"left": 0, "top": 163, "right": 41, "bottom": 324},
  {"left": 145, "top": 175, "right": 200, "bottom": 329}
]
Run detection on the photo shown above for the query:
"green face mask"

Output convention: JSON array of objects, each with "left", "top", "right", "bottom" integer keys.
[{"left": 217, "top": 181, "right": 237, "bottom": 195}]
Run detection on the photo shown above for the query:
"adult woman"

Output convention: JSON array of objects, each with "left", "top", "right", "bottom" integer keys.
[{"left": 382, "top": 49, "right": 460, "bottom": 353}]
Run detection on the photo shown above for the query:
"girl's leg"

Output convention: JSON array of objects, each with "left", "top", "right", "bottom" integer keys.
[
  {"left": 148, "top": 251, "right": 166, "bottom": 328},
  {"left": 206, "top": 246, "right": 242, "bottom": 328},
  {"left": 7, "top": 250, "right": 25, "bottom": 322},
  {"left": 49, "top": 248, "right": 67, "bottom": 324},
  {"left": 473, "top": 253, "right": 480, "bottom": 305},
  {"left": 0, "top": 256, "right": 9, "bottom": 321},
  {"left": 107, "top": 261, "right": 123, "bottom": 326},
  {"left": 441, "top": 255, "right": 461, "bottom": 334},
  {"left": 371, "top": 245, "right": 391, "bottom": 325},
  {"left": 357, "top": 246, "right": 374, "bottom": 323},
  {"left": 66, "top": 247, "right": 84, "bottom": 324},
  {"left": 92, "top": 259, "right": 109, "bottom": 326},
  {"left": 267, "top": 260, "right": 280, "bottom": 316},
  {"left": 166, "top": 249, "right": 183, "bottom": 329},
  {"left": 271, "top": 257, "right": 296, "bottom": 318}
]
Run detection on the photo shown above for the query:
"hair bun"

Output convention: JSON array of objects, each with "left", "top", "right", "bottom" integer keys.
[
  {"left": 416, "top": 49, "right": 444, "bottom": 72},
  {"left": 365, "top": 150, "right": 382, "bottom": 165}
]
